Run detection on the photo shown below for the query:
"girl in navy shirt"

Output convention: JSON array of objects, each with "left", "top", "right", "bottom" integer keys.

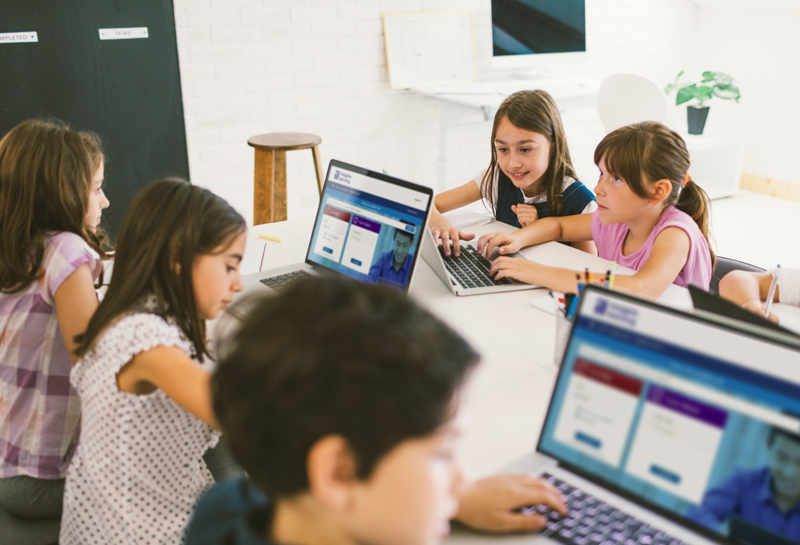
[{"left": 429, "top": 90, "right": 596, "bottom": 256}]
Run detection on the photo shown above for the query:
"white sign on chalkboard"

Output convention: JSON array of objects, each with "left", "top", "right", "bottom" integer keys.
[
  {"left": 99, "top": 27, "right": 149, "bottom": 41},
  {"left": 383, "top": 11, "right": 477, "bottom": 89},
  {"left": 0, "top": 32, "right": 38, "bottom": 44}
]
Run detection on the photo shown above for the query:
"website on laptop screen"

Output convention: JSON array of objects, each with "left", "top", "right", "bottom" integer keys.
[
  {"left": 306, "top": 163, "right": 430, "bottom": 291},
  {"left": 539, "top": 288, "right": 800, "bottom": 544}
]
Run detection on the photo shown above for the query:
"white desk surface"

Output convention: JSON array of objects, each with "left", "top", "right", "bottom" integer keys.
[{"left": 243, "top": 217, "right": 691, "bottom": 483}]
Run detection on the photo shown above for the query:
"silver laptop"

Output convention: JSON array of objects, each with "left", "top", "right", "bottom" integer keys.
[
  {"left": 247, "top": 159, "right": 432, "bottom": 294},
  {"left": 421, "top": 228, "right": 542, "bottom": 296},
  {"left": 486, "top": 285, "right": 800, "bottom": 545}
]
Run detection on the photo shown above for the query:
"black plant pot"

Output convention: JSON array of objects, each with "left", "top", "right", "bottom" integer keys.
[{"left": 687, "top": 105, "right": 710, "bottom": 135}]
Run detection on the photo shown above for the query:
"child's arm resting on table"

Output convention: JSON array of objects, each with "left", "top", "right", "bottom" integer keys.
[
  {"left": 719, "top": 270, "right": 779, "bottom": 320},
  {"left": 429, "top": 181, "right": 482, "bottom": 256},
  {"left": 477, "top": 214, "right": 593, "bottom": 257},
  {"left": 116, "top": 346, "right": 219, "bottom": 428},
  {"left": 455, "top": 474, "right": 567, "bottom": 532},
  {"left": 485, "top": 224, "right": 691, "bottom": 299}
]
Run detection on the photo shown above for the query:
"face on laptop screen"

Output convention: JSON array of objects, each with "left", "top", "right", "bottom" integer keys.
[
  {"left": 539, "top": 288, "right": 800, "bottom": 544},
  {"left": 305, "top": 162, "right": 430, "bottom": 292}
]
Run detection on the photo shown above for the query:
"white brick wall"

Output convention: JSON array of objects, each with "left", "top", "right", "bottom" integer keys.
[{"left": 174, "top": 0, "right": 698, "bottom": 226}]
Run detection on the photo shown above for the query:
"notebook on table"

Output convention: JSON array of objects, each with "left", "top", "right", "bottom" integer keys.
[
  {"left": 246, "top": 159, "right": 432, "bottom": 294},
  {"left": 491, "top": 284, "right": 800, "bottom": 545}
]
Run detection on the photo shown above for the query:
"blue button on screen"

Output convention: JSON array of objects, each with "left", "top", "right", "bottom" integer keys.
[
  {"left": 350, "top": 258, "right": 362, "bottom": 266},
  {"left": 322, "top": 247, "right": 333, "bottom": 255},
  {"left": 650, "top": 465, "right": 681, "bottom": 484},
  {"left": 574, "top": 432, "right": 602, "bottom": 449},
  {"left": 404, "top": 225, "right": 416, "bottom": 233}
]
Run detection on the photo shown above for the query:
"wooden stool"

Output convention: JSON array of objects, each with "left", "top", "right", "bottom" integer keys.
[{"left": 247, "top": 132, "right": 324, "bottom": 225}]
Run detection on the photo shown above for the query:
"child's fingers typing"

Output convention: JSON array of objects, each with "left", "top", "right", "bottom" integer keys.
[
  {"left": 454, "top": 474, "right": 566, "bottom": 533},
  {"left": 490, "top": 257, "right": 537, "bottom": 284},
  {"left": 478, "top": 232, "right": 520, "bottom": 258}
]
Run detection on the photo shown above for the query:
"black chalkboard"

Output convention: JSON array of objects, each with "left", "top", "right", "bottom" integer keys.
[{"left": 0, "top": 0, "right": 189, "bottom": 239}]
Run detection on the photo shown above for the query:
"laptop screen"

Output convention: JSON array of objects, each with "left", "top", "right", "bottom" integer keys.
[
  {"left": 538, "top": 286, "right": 800, "bottom": 544},
  {"left": 305, "top": 160, "right": 432, "bottom": 293}
]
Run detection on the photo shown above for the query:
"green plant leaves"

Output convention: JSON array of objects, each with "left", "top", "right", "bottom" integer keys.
[
  {"left": 676, "top": 84, "right": 713, "bottom": 106},
  {"left": 666, "top": 70, "right": 740, "bottom": 106},
  {"left": 713, "top": 82, "right": 741, "bottom": 103}
]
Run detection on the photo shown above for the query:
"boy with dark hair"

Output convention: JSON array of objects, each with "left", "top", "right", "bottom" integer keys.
[
  {"left": 188, "top": 276, "right": 475, "bottom": 545},
  {"left": 186, "top": 276, "right": 566, "bottom": 545}
]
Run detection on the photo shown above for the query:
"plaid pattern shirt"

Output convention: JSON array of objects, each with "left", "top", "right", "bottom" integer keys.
[{"left": 0, "top": 232, "right": 101, "bottom": 479}]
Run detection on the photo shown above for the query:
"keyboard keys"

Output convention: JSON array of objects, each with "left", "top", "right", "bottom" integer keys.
[
  {"left": 438, "top": 244, "right": 513, "bottom": 288},
  {"left": 259, "top": 270, "right": 311, "bottom": 292},
  {"left": 533, "top": 473, "right": 686, "bottom": 545}
]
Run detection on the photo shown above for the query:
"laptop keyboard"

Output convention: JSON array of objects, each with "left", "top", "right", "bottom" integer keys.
[
  {"left": 439, "top": 244, "right": 513, "bottom": 288},
  {"left": 530, "top": 473, "right": 687, "bottom": 545},
  {"left": 259, "top": 270, "right": 311, "bottom": 292}
]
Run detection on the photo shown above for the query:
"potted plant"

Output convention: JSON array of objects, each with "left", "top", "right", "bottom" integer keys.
[{"left": 664, "top": 71, "right": 741, "bottom": 135}]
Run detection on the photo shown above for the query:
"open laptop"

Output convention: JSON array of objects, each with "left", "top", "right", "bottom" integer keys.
[
  {"left": 250, "top": 159, "right": 432, "bottom": 294},
  {"left": 421, "top": 228, "right": 542, "bottom": 296},
  {"left": 495, "top": 284, "right": 800, "bottom": 545}
]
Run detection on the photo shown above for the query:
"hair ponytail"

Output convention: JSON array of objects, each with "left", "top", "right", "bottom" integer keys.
[
  {"left": 676, "top": 178, "right": 716, "bottom": 269},
  {"left": 595, "top": 121, "right": 716, "bottom": 270}
]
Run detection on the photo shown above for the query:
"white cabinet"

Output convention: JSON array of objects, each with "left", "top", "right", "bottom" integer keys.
[{"left": 680, "top": 131, "right": 744, "bottom": 200}]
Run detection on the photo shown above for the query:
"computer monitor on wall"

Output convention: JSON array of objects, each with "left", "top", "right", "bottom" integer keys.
[{"left": 491, "top": 0, "right": 586, "bottom": 74}]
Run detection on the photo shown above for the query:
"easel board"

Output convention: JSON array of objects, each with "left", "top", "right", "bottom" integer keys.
[{"left": 383, "top": 10, "right": 478, "bottom": 89}]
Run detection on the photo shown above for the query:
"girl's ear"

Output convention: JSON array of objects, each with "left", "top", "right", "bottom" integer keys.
[
  {"left": 650, "top": 178, "right": 673, "bottom": 204},
  {"left": 307, "top": 435, "right": 358, "bottom": 512}
]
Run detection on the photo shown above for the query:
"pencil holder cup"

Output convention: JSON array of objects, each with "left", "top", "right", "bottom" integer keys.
[{"left": 554, "top": 313, "right": 572, "bottom": 366}]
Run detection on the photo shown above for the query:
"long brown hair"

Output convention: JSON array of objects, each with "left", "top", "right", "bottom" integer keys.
[
  {"left": 594, "top": 121, "right": 716, "bottom": 269},
  {"left": 481, "top": 90, "right": 577, "bottom": 216},
  {"left": 0, "top": 119, "right": 109, "bottom": 294},
  {"left": 75, "top": 179, "right": 246, "bottom": 361}
]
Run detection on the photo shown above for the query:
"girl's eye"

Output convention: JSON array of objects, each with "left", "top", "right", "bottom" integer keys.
[
  {"left": 227, "top": 266, "right": 237, "bottom": 273},
  {"left": 496, "top": 147, "right": 507, "bottom": 153},
  {"left": 520, "top": 148, "right": 531, "bottom": 153}
]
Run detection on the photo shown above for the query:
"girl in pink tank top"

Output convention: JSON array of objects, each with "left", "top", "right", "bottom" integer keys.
[{"left": 474, "top": 121, "right": 715, "bottom": 298}]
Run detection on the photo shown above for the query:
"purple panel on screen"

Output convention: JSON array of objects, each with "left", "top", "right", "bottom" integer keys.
[
  {"left": 647, "top": 385, "right": 728, "bottom": 428},
  {"left": 352, "top": 215, "right": 382, "bottom": 233}
]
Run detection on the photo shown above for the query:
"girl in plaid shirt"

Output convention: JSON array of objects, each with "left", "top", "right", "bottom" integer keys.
[{"left": 0, "top": 120, "right": 110, "bottom": 530}]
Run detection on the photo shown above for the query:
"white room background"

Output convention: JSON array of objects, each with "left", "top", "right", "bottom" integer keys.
[{"left": 174, "top": 0, "right": 704, "bottom": 226}]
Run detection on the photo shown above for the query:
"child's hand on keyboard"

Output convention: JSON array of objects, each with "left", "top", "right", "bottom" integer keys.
[
  {"left": 454, "top": 473, "right": 567, "bottom": 533},
  {"left": 477, "top": 231, "right": 523, "bottom": 258},
  {"left": 489, "top": 256, "right": 539, "bottom": 285},
  {"left": 430, "top": 219, "right": 475, "bottom": 257}
]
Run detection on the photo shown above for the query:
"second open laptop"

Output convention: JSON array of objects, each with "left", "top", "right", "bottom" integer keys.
[
  {"left": 250, "top": 159, "right": 432, "bottom": 294},
  {"left": 421, "top": 227, "right": 542, "bottom": 296},
  {"left": 491, "top": 285, "right": 800, "bottom": 545}
]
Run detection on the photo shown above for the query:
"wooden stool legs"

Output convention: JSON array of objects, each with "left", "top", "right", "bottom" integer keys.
[
  {"left": 311, "top": 144, "right": 324, "bottom": 196},
  {"left": 253, "top": 148, "right": 288, "bottom": 225},
  {"left": 250, "top": 132, "right": 324, "bottom": 225}
]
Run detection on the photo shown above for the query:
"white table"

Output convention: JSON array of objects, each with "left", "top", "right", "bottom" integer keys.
[
  {"left": 242, "top": 217, "right": 690, "bottom": 480},
  {"left": 411, "top": 76, "right": 602, "bottom": 193}
]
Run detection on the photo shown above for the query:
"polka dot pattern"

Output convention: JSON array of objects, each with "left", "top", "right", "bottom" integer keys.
[{"left": 60, "top": 312, "right": 220, "bottom": 545}]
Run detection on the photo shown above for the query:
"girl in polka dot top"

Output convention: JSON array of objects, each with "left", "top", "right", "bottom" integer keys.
[{"left": 60, "top": 179, "right": 246, "bottom": 545}]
